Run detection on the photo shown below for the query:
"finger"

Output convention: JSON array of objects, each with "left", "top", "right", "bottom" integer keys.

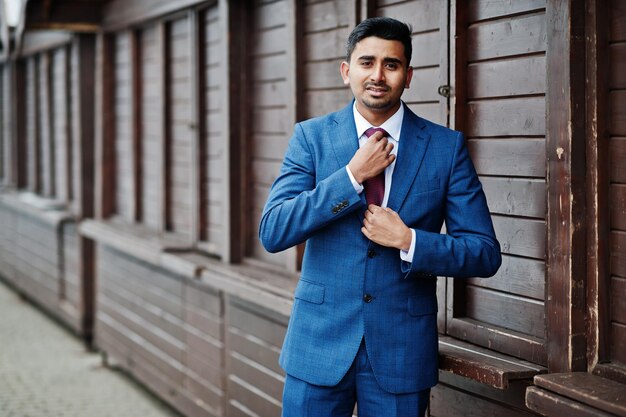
[
  {"left": 367, "top": 131, "right": 385, "bottom": 142},
  {"left": 361, "top": 226, "right": 370, "bottom": 237}
]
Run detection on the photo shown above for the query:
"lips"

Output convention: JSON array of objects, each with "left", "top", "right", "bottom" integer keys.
[{"left": 366, "top": 86, "right": 389, "bottom": 97}]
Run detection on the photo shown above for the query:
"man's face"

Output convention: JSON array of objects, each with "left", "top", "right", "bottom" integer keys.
[{"left": 341, "top": 36, "right": 413, "bottom": 123}]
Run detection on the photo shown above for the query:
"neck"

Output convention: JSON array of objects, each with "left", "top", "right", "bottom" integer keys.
[{"left": 356, "top": 101, "right": 401, "bottom": 126}]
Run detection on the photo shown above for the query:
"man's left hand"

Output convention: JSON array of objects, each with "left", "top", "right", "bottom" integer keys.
[{"left": 362, "top": 205, "right": 412, "bottom": 251}]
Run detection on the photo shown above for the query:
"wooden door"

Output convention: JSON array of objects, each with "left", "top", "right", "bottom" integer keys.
[
  {"left": 139, "top": 24, "right": 161, "bottom": 231},
  {"left": 247, "top": 0, "right": 296, "bottom": 268},
  {"left": 166, "top": 16, "right": 193, "bottom": 240},
  {"left": 446, "top": 0, "right": 548, "bottom": 364}
]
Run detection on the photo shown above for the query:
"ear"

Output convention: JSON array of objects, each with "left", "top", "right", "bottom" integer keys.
[
  {"left": 404, "top": 66, "right": 414, "bottom": 89},
  {"left": 340, "top": 61, "right": 350, "bottom": 85}
]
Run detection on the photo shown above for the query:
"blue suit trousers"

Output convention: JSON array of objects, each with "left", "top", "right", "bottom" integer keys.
[{"left": 281, "top": 339, "right": 430, "bottom": 417}]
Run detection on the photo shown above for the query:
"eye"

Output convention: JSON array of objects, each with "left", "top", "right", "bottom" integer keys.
[
  {"left": 360, "top": 60, "right": 372, "bottom": 67},
  {"left": 385, "top": 63, "right": 398, "bottom": 70}
]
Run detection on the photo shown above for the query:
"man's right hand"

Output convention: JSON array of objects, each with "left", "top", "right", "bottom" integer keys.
[{"left": 348, "top": 131, "right": 395, "bottom": 184}]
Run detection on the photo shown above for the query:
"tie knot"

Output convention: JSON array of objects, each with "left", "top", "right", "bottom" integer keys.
[{"left": 364, "top": 127, "right": 388, "bottom": 138}]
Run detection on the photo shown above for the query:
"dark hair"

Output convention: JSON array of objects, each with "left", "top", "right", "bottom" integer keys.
[{"left": 346, "top": 17, "right": 413, "bottom": 67}]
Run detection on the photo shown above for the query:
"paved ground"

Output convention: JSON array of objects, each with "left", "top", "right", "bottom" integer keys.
[{"left": 0, "top": 280, "right": 182, "bottom": 417}]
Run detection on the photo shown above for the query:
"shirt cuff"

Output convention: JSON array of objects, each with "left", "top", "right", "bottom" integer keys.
[
  {"left": 346, "top": 166, "right": 364, "bottom": 194},
  {"left": 400, "top": 229, "right": 416, "bottom": 263}
]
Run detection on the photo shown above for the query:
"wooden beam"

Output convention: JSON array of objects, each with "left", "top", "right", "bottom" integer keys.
[
  {"left": 77, "top": 34, "right": 95, "bottom": 219},
  {"left": 189, "top": 9, "right": 201, "bottom": 246},
  {"left": 13, "top": 60, "right": 27, "bottom": 189},
  {"left": 585, "top": 0, "right": 611, "bottom": 371},
  {"left": 131, "top": 30, "right": 141, "bottom": 223},
  {"left": 545, "top": 0, "right": 588, "bottom": 373},
  {"left": 103, "top": 0, "right": 212, "bottom": 32},
  {"left": 157, "top": 21, "right": 166, "bottom": 234}
]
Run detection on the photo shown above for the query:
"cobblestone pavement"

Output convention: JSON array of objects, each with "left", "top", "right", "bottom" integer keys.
[{"left": 0, "top": 280, "right": 182, "bottom": 417}]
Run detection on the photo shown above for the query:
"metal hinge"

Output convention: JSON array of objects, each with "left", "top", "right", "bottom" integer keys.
[{"left": 438, "top": 85, "right": 451, "bottom": 98}]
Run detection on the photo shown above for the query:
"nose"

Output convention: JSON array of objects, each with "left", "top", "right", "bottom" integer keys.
[{"left": 370, "top": 63, "right": 384, "bottom": 82}]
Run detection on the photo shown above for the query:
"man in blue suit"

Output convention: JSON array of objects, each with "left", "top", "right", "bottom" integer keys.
[{"left": 259, "top": 17, "right": 501, "bottom": 417}]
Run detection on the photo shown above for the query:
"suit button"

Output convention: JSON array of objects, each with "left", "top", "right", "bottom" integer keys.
[
  {"left": 363, "top": 294, "right": 373, "bottom": 303},
  {"left": 367, "top": 250, "right": 376, "bottom": 258},
  {"left": 332, "top": 207, "right": 338, "bottom": 214}
]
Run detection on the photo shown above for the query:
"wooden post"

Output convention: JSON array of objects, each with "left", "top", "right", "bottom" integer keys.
[
  {"left": 545, "top": 0, "right": 588, "bottom": 373},
  {"left": 13, "top": 60, "right": 27, "bottom": 189},
  {"left": 189, "top": 9, "right": 202, "bottom": 246},
  {"left": 131, "top": 30, "right": 142, "bottom": 223},
  {"left": 586, "top": 0, "right": 612, "bottom": 371}
]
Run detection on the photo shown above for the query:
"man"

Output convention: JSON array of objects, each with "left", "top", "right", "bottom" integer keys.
[{"left": 259, "top": 17, "right": 501, "bottom": 417}]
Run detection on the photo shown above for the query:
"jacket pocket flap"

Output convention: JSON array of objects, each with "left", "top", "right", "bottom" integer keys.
[
  {"left": 408, "top": 295, "right": 438, "bottom": 316},
  {"left": 295, "top": 280, "right": 325, "bottom": 304}
]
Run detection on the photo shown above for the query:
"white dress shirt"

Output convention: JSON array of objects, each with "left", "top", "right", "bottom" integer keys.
[{"left": 345, "top": 102, "right": 416, "bottom": 262}]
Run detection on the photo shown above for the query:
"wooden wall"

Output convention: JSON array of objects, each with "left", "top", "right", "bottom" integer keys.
[
  {"left": 609, "top": 0, "right": 626, "bottom": 366},
  {"left": 448, "top": 0, "right": 548, "bottom": 365},
  {"left": 0, "top": 1, "right": 624, "bottom": 417}
]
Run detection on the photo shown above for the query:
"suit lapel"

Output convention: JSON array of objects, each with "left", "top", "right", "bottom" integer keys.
[
  {"left": 387, "top": 106, "right": 431, "bottom": 212},
  {"left": 330, "top": 102, "right": 359, "bottom": 170}
]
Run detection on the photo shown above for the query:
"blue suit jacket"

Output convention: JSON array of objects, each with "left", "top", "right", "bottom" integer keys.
[{"left": 259, "top": 102, "right": 501, "bottom": 393}]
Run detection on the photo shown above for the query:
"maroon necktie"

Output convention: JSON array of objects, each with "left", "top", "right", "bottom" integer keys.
[{"left": 363, "top": 127, "right": 388, "bottom": 206}]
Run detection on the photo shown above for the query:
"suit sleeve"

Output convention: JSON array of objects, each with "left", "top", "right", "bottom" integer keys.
[
  {"left": 259, "top": 123, "right": 365, "bottom": 253},
  {"left": 403, "top": 132, "right": 501, "bottom": 278}
]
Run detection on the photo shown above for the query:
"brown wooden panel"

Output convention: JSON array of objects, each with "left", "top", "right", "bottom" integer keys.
[
  {"left": 493, "top": 215, "right": 546, "bottom": 259},
  {"left": 431, "top": 383, "right": 535, "bottom": 417},
  {"left": 468, "top": 0, "right": 546, "bottom": 22},
  {"left": 229, "top": 302, "right": 287, "bottom": 348},
  {"left": 228, "top": 376, "right": 282, "bottom": 417},
  {"left": 610, "top": 43, "right": 626, "bottom": 89},
  {"left": 26, "top": 58, "right": 39, "bottom": 192},
  {"left": 467, "top": 55, "right": 545, "bottom": 99},
  {"left": 611, "top": 276, "right": 626, "bottom": 325},
  {"left": 465, "top": 285, "right": 545, "bottom": 338},
  {"left": 481, "top": 177, "right": 545, "bottom": 218},
  {"left": 114, "top": 32, "right": 134, "bottom": 221},
  {"left": 304, "top": 0, "right": 351, "bottom": 33},
  {"left": 526, "top": 386, "right": 615, "bottom": 417},
  {"left": 611, "top": 322, "right": 626, "bottom": 363},
  {"left": 612, "top": 230, "right": 626, "bottom": 278},
  {"left": 304, "top": 89, "right": 353, "bottom": 119},
  {"left": 168, "top": 17, "right": 193, "bottom": 238},
  {"left": 468, "top": 138, "right": 545, "bottom": 177},
  {"left": 466, "top": 97, "right": 545, "bottom": 137},
  {"left": 377, "top": 0, "right": 439, "bottom": 33},
  {"left": 304, "top": 28, "right": 352, "bottom": 62},
  {"left": 611, "top": 90, "right": 626, "bottom": 136},
  {"left": 0, "top": 66, "right": 3, "bottom": 182},
  {"left": 52, "top": 47, "right": 69, "bottom": 203},
  {"left": 252, "top": 26, "right": 289, "bottom": 57},
  {"left": 253, "top": 54, "right": 289, "bottom": 82},
  {"left": 229, "top": 328, "right": 283, "bottom": 376},
  {"left": 39, "top": 53, "right": 54, "bottom": 197},
  {"left": 468, "top": 255, "right": 545, "bottom": 301},
  {"left": 467, "top": 12, "right": 546, "bottom": 62},
  {"left": 611, "top": 184, "right": 626, "bottom": 231},
  {"left": 612, "top": 0, "right": 626, "bottom": 42},
  {"left": 254, "top": 0, "right": 288, "bottom": 30},
  {"left": 611, "top": 138, "right": 626, "bottom": 183},
  {"left": 140, "top": 25, "right": 161, "bottom": 231},
  {"left": 230, "top": 352, "right": 283, "bottom": 401},
  {"left": 402, "top": 66, "right": 440, "bottom": 103},
  {"left": 411, "top": 30, "right": 442, "bottom": 68}
]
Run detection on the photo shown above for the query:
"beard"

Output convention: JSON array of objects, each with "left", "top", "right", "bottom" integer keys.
[{"left": 360, "top": 82, "right": 395, "bottom": 110}]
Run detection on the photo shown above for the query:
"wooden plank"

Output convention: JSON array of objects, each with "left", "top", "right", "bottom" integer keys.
[
  {"left": 447, "top": 317, "right": 547, "bottom": 365},
  {"left": 611, "top": 276, "right": 626, "bottom": 325},
  {"left": 611, "top": 138, "right": 626, "bottom": 183},
  {"left": 304, "top": 0, "right": 351, "bottom": 33},
  {"left": 230, "top": 351, "right": 283, "bottom": 401},
  {"left": 228, "top": 302, "right": 287, "bottom": 348},
  {"left": 493, "top": 215, "right": 545, "bottom": 259},
  {"left": 227, "top": 375, "right": 282, "bottom": 417},
  {"left": 533, "top": 373, "right": 626, "bottom": 416},
  {"left": 39, "top": 52, "right": 55, "bottom": 198},
  {"left": 467, "top": 12, "right": 547, "bottom": 62},
  {"left": 467, "top": 255, "right": 544, "bottom": 301},
  {"left": 469, "top": 139, "right": 545, "bottom": 177},
  {"left": 410, "top": 30, "right": 442, "bottom": 68},
  {"left": 304, "top": 88, "right": 353, "bottom": 119},
  {"left": 439, "top": 336, "right": 546, "bottom": 389},
  {"left": 611, "top": 322, "right": 626, "bottom": 364},
  {"left": 610, "top": 43, "right": 626, "bottom": 89},
  {"left": 526, "top": 386, "right": 615, "bottom": 417},
  {"left": 377, "top": 0, "right": 440, "bottom": 33},
  {"left": 611, "top": 184, "right": 626, "bottom": 231},
  {"left": 432, "top": 383, "right": 536, "bottom": 417},
  {"left": 467, "top": 55, "right": 545, "bottom": 99},
  {"left": 611, "top": 230, "right": 626, "bottom": 279},
  {"left": 466, "top": 97, "right": 545, "bottom": 137},
  {"left": 611, "top": 0, "right": 626, "bottom": 42},
  {"left": 468, "top": 0, "right": 546, "bottom": 22},
  {"left": 611, "top": 90, "right": 626, "bottom": 136},
  {"left": 481, "top": 177, "right": 545, "bottom": 218},
  {"left": 465, "top": 286, "right": 545, "bottom": 338},
  {"left": 545, "top": 0, "right": 587, "bottom": 373}
]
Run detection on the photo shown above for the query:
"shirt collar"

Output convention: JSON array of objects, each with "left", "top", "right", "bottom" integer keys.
[{"left": 353, "top": 101, "right": 404, "bottom": 141}]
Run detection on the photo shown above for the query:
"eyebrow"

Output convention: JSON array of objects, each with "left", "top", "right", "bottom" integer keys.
[{"left": 357, "top": 55, "right": 403, "bottom": 65}]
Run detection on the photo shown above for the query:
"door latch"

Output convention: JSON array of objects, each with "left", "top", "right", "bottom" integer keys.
[{"left": 437, "top": 85, "right": 451, "bottom": 98}]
